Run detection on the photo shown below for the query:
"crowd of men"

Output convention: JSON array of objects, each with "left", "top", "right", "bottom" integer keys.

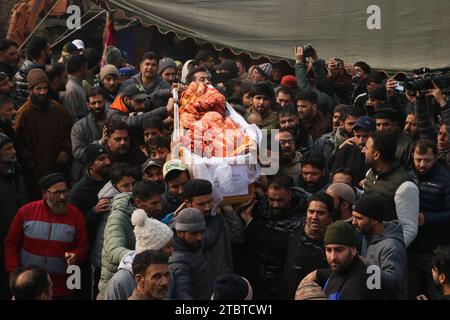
[{"left": 0, "top": 35, "right": 450, "bottom": 301}]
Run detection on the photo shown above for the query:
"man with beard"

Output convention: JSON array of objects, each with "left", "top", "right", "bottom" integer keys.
[
  {"left": 109, "top": 83, "right": 173, "bottom": 132},
  {"left": 364, "top": 130, "right": 419, "bottom": 248},
  {"left": 99, "top": 64, "right": 120, "bottom": 107},
  {"left": 71, "top": 87, "right": 108, "bottom": 182},
  {"left": 296, "top": 89, "right": 332, "bottom": 141},
  {"left": 302, "top": 221, "right": 376, "bottom": 300},
  {"left": 297, "top": 152, "right": 327, "bottom": 195},
  {"left": 161, "top": 159, "right": 191, "bottom": 215},
  {"left": 0, "top": 95, "right": 17, "bottom": 145},
  {"left": 280, "top": 192, "right": 333, "bottom": 299},
  {"left": 68, "top": 144, "right": 113, "bottom": 299},
  {"left": 4, "top": 173, "right": 88, "bottom": 299},
  {"left": 0, "top": 40, "right": 19, "bottom": 80},
  {"left": 104, "top": 121, "right": 146, "bottom": 168},
  {"left": 249, "top": 81, "right": 278, "bottom": 130},
  {"left": 150, "top": 58, "right": 179, "bottom": 109},
  {"left": 45, "top": 63, "right": 67, "bottom": 104},
  {"left": 332, "top": 115, "right": 375, "bottom": 185},
  {"left": 431, "top": 245, "right": 450, "bottom": 300},
  {"left": 63, "top": 54, "right": 88, "bottom": 121},
  {"left": 175, "top": 179, "right": 244, "bottom": 283},
  {"left": 0, "top": 133, "right": 27, "bottom": 299},
  {"left": 0, "top": 72, "right": 18, "bottom": 107},
  {"left": 15, "top": 69, "right": 72, "bottom": 200},
  {"left": 14, "top": 37, "right": 52, "bottom": 106},
  {"left": 278, "top": 106, "right": 313, "bottom": 154},
  {"left": 98, "top": 179, "right": 165, "bottom": 295},
  {"left": 239, "top": 175, "right": 307, "bottom": 299},
  {"left": 407, "top": 139, "right": 450, "bottom": 300},
  {"left": 142, "top": 159, "right": 164, "bottom": 184},
  {"left": 275, "top": 128, "right": 302, "bottom": 185},
  {"left": 374, "top": 106, "right": 413, "bottom": 166},
  {"left": 169, "top": 208, "right": 212, "bottom": 299},
  {"left": 325, "top": 183, "right": 356, "bottom": 221},
  {"left": 404, "top": 112, "right": 418, "bottom": 140},
  {"left": 352, "top": 195, "right": 407, "bottom": 299}
]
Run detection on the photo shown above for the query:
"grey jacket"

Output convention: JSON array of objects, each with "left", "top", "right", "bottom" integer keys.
[
  {"left": 169, "top": 235, "right": 212, "bottom": 300},
  {"left": 103, "top": 250, "right": 174, "bottom": 300},
  {"left": 98, "top": 192, "right": 136, "bottom": 293},
  {"left": 362, "top": 221, "right": 408, "bottom": 300},
  {"left": 70, "top": 113, "right": 102, "bottom": 182},
  {"left": 90, "top": 181, "right": 120, "bottom": 268},
  {"left": 63, "top": 75, "right": 88, "bottom": 121}
]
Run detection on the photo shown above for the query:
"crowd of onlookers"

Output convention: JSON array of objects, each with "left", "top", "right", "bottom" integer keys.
[{"left": 0, "top": 34, "right": 450, "bottom": 300}]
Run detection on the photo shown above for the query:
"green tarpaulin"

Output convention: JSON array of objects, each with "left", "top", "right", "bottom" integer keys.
[{"left": 98, "top": 0, "right": 450, "bottom": 70}]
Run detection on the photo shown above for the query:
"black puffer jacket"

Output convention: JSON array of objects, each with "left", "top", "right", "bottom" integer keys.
[
  {"left": 409, "top": 163, "right": 450, "bottom": 253},
  {"left": 245, "top": 189, "right": 308, "bottom": 299},
  {"left": 169, "top": 235, "right": 212, "bottom": 300},
  {"left": 13, "top": 60, "right": 35, "bottom": 106}
]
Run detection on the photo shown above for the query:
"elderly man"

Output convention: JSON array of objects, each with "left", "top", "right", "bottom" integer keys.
[{"left": 4, "top": 173, "right": 89, "bottom": 299}]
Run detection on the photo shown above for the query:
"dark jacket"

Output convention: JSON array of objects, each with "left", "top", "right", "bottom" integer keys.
[
  {"left": 332, "top": 143, "right": 369, "bottom": 184},
  {"left": 280, "top": 220, "right": 327, "bottom": 299},
  {"left": 301, "top": 110, "right": 333, "bottom": 141},
  {"left": 13, "top": 60, "right": 34, "bottom": 106},
  {"left": 69, "top": 173, "right": 108, "bottom": 247},
  {"left": 106, "top": 95, "right": 168, "bottom": 132},
  {"left": 363, "top": 221, "right": 407, "bottom": 300},
  {"left": 0, "top": 62, "right": 18, "bottom": 81},
  {"left": 0, "top": 163, "right": 26, "bottom": 300},
  {"left": 169, "top": 235, "right": 212, "bottom": 300},
  {"left": 15, "top": 98, "right": 73, "bottom": 199},
  {"left": 244, "top": 189, "right": 307, "bottom": 299},
  {"left": 409, "top": 163, "right": 450, "bottom": 253},
  {"left": 119, "top": 73, "right": 171, "bottom": 100},
  {"left": 316, "top": 256, "right": 377, "bottom": 300}
]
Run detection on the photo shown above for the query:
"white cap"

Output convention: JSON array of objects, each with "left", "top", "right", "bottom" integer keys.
[
  {"left": 131, "top": 209, "right": 173, "bottom": 253},
  {"left": 72, "top": 39, "right": 85, "bottom": 50}
]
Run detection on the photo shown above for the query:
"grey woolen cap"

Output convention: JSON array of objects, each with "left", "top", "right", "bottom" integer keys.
[{"left": 175, "top": 208, "right": 206, "bottom": 232}]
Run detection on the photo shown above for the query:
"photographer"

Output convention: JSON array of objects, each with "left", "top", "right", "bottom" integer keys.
[
  {"left": 415, "top": 82, "right": 450, "bottom": 169},
  {"left": 327, "top": 58, "right": 353, "bottom": 105},
  {"left": 294, "top": 46, "right": 336, "bottom": 113}
]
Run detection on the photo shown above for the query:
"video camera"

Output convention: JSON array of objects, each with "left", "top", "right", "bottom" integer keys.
[{"left": 400, "top": 67, "right": 450, "bottom": 92}]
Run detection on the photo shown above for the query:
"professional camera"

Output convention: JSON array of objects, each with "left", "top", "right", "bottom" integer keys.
[{"left": 401, "top": 67, "right": 450, "bottom": 92}]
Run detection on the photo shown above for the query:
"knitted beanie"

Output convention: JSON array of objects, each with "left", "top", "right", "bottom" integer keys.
[
  {"left": 175, "top": 208, "right": 205, "bottom": 232},
  {"left": 255, "top": 63, "right": 273, "bottom": 80},
  {"left": 158, "top": 57, "right": 177, "bottom": 75},
  {"left": 99, "top": 64, "right": 119, "bottom": 81},
  {"left": 27, "top": 68, "right": 49, "bottom": 89},
  {"left": 324, "top": 221, "right": 357, "bottom": 247},
  {"left": 131, "top": 209, "right": 174, "bottom": 253}
]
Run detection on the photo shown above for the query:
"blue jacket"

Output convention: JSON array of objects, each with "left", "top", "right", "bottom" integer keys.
[{"left": 409, "top": 163, "right": 450, "bottom": 253}]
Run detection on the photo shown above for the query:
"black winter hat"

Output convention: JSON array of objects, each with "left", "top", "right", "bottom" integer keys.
[
  {"left": 353, "top": 194, "right": 385, "bottom": 222},
  {"left": 183, "top": 179, "right": 213, "bottom": 199},
  {"left": 38, "top": 173, "right": 66, "bottom": 190},
  {"left": 84, "top": 143, "right": 109, "bottom": 168}
]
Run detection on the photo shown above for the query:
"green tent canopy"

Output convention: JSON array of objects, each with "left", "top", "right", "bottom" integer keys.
[{"left": 96, "top": 0, "right": 450, "bottom": 70}]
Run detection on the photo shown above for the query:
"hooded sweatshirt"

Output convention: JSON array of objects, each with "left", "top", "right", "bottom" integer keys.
[{"left": 362, "top": 221, "right": 407, "bottom": 300}]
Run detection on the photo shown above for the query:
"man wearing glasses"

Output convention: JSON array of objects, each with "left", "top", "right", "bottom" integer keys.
[
  {"left": 276, "top": 128, "right": 303, "bottom": 186},
  {"left": 4, "top": 173, "right": 89, "bottom": 299}
]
